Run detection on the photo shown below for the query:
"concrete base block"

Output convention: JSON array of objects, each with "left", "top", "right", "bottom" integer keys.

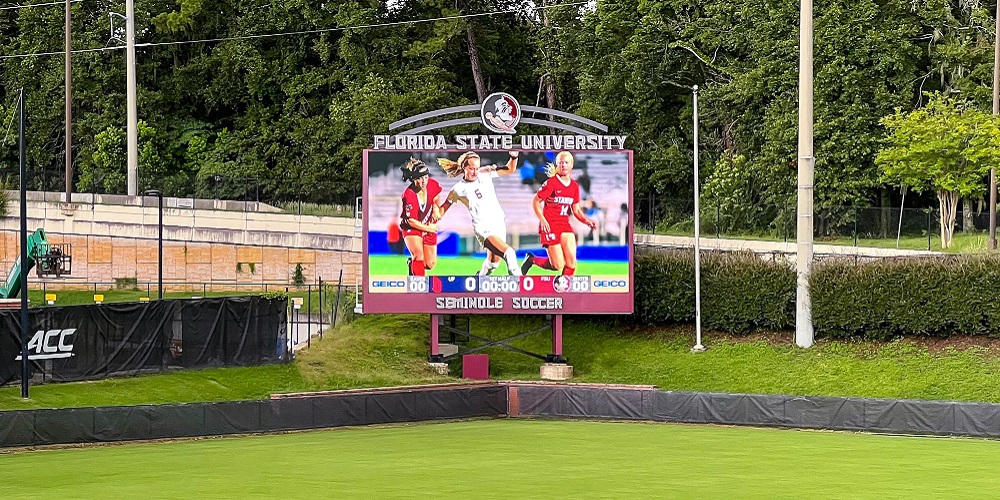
[
  {"left": 428, "top": 362, "right": 449, "bottom": 375},
  {"left": 439, "top": 343, "right": 459, "bottom": 357},
  {"left": 540, "top": 363, "right": 573, "bottom": 381}
]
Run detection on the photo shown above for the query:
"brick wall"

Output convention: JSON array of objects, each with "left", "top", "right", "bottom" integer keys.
[{"left": 0, "top": 230, "right": 361, "bottom": 288}]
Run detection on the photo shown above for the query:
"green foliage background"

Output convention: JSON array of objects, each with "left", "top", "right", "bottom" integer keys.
[
  {"left": 635, "top": 247, "right": 1000, "bottom": 339},
  {"left": 635, "top": 247, "right": 795, "bottom": 333},
  {"left": 0, "top": 0, "right": 994, "bottom": 212}
]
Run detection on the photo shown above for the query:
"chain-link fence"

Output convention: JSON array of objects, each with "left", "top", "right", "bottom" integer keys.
[
  {"left": 24, "top": 278, "right": 358, "bottom": 330},
  {"left": 636, "top": 195, "right": 991, "bottom": 251}
]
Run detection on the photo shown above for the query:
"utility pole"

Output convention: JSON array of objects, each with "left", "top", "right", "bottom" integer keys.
[
  {"left": 19, "top": 88, "right": 29, "bottom": 399},
  {"left": 796, "top": 0, "right": 815, "bottom": 348},
  {"left": 692, "top": 85, "right": 705, "bottom": 353},
  {"left": 64, "top": 0, "right": 72, "bottom": 201},
  {"left": 991, "top": 0, "right": 999, "bottom": 250},
  {"left": 125, "top": 0, "right": 138, "bottom": 196}
]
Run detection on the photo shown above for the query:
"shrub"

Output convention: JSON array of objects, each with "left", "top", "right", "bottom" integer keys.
[
  {"left": 292, "top": 263, "right": 306, "bottom": 286},
  {"left": 335, "top": 288, "right": 358, "bottom": 324},
  {"left": 634, "top": 247, "right": 795, "bottom": 333},
  {"left": 810, "top": 255, "right": 1000, "bottom": 339},
  {"left": 114, "top": 277, "right": 139, "bottom": 290},
  {"left": 261, "top": 291, "right": 289, "bottom": 300}
]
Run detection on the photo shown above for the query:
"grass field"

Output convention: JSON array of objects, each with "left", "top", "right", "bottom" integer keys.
[
  {"left": 0, "top": 315, "right": 446, "bottom": 410},
  {"left": 368, "top": 254, "right": 628, "bottom": 276},
  {"left": 2, "top": 419, "right": 999, "bottom": 499}
]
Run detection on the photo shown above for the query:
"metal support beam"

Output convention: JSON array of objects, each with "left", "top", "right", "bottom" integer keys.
[
  {"left": 436, "top": 318, "right": 552, "bottom": 362},
  {"left": 547, "top": 314, "right": 566, "bottom": 363},
  {"left": 429, "top": 314, "right": 442, "bottom": 362}
]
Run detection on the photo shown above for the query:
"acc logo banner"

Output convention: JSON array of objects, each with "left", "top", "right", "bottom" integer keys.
[
  {"left": 481, "top": 92, "right": 520, "bottom": 134},
  {"left": 15, "top": 329, "right": 77, "bottom": 361},
  {"left": 591, "top": 277, "right": 629, "bottom": 293}
]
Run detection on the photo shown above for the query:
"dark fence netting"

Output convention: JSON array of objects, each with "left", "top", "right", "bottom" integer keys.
[
  {"left": 514, "top": 385, "right": 1000, "bottom": 438},
  {"left": 0, "top": 297, "right": 287, "bottom": 385},
  {"left": 0, "top": 384, "right": 508, "bottom": 448},
  {"left": 513, "top": 384, "right": 654, "bottom": 420},
  {"left": 12, "top": 382, "right": 1000, "bottom": 448}
]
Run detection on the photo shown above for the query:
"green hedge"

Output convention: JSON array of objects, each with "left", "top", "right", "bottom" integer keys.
[
  {"left": 635, "top": 247, "right": 795, "bottom": 333},
  {"left": 635, "top": 248, "right": 1000, "bottom": 339},
  {"left": 810, "top": 255, "right": 1000, "bottom": 339}
]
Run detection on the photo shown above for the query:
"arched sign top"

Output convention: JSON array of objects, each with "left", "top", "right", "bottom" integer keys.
[
  {"left": 388, "top": 101, "right": 610, "bottom": 134},
  {"left": 376, "top": 93, "right": 625, "bottom": 150}
]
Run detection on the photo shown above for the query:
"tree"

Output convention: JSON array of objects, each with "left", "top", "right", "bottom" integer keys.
[{"left": 876, "top": 94, "right": 1000, "bottom": 248}]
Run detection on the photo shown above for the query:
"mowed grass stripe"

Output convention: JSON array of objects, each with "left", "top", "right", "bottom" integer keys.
[{"left": 2, "top": 419, "right": 999, "bottom": 499}]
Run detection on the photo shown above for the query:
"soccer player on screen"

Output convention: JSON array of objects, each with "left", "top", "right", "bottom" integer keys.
[
  {"left": 398, "top": 157, "right": 443, "bottom": 276},
  {"left": 437, "top": 151, "right": 523, "bottom": 276},
  {"left": 521, "top": 151, "right": 597, "bottom": 276}
]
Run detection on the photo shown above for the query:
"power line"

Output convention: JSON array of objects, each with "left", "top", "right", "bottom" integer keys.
[
  {"left": 0, "top": 1, "right": 588, "bottom": 60},
  {"left": 136, "top": 2, "right": 588, "bottom": 49},
  {"left": 1, "top": 93, "right": 19, "bottom": 146},
  {"left": 0, "top": 0, "right": 81, "bottom": 12},
  {"left": 0, "top": 45, "right": 121, "bottom": 59}
]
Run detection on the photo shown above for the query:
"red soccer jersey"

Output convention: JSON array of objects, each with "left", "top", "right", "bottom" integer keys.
[
  {"left": 536, "top": 176, "right": 581, "bottom": 226},
  {"left": 400, "top": 178, "right": 442, "bottom": 230}
]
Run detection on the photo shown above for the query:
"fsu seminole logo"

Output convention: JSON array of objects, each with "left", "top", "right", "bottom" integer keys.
[{"left": 481, "top": 92, "right": 520, "bottom": 134}]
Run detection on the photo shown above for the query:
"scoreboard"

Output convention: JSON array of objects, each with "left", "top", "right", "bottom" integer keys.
[
  {"left": 365, "top": 274, "right": 632, "bottom": 314},
  {"left": 362, "top": 148, "right": 634, "bottom": 315},
  {"left": 369, "top": 275, "right": 629, "bottom": 295},
  {"left": 424, "top": 275, "right": 601, "bottom": 294}
]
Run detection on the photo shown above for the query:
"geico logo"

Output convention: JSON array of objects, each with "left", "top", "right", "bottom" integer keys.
[
  {"left": 15, "top": 328, "right": 76, "bottom": 361},
  {"left": 593, "top": 280, "right": 627, "bottom": 288},
  {"left": 372, "top": 280, "right": 405, "bottom": 288}
]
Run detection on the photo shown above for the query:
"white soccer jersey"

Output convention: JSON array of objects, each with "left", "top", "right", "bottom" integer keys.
[{"left": 448, "top": 170, "right": 506, "bottom": 230}]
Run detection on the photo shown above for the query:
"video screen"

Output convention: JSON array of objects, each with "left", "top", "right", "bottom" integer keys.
[{"left": 362, "top": 149, "right": 633, "bottom": 314}]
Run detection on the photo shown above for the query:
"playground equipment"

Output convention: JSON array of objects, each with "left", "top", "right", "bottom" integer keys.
[{"left": 0, "top": 228, "right": 72, "bottom": 299}]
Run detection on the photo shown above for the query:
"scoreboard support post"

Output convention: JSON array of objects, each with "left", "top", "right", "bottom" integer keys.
[
  {"left": 429, "top": 314, "right": 443, "bottom": 363},
  {"left": 425, "top": 313, "right": 571, "bottom": 380},
  {"left": 546, "top": 315, "right": 566, "bottom": 364}
]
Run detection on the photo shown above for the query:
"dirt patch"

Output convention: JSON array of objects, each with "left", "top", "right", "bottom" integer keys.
[
  {"left": 906, "top": 335, "right": 1000, "bottom": 355},
  {"left": 610, "top": 324, "right": 797, "bottom": 346},
  {"left": 705, "top": 330, "right": 797, "bottom": 346}
]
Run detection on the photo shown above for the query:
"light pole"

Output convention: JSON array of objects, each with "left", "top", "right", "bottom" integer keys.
[
  {"left": 126, "top": 0, "right": 137, "bottom": 195},
  {"left": 18, "top": 88, "right": 29, "bottom": 399},
  {"left": 65, "top": 0, "right": 72, "bottom": 201},
  {"left": 796, "top": 0, "right": 815, "bottom": 348},
  {"left": 991, "top": 0, "right": 999, "bottom": 250},
  {"left": 692, "top": 85, "right": 705, "bottom": 353},
  {"left": 144, "top": 189, "right": 163, "bottom": 299}
]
